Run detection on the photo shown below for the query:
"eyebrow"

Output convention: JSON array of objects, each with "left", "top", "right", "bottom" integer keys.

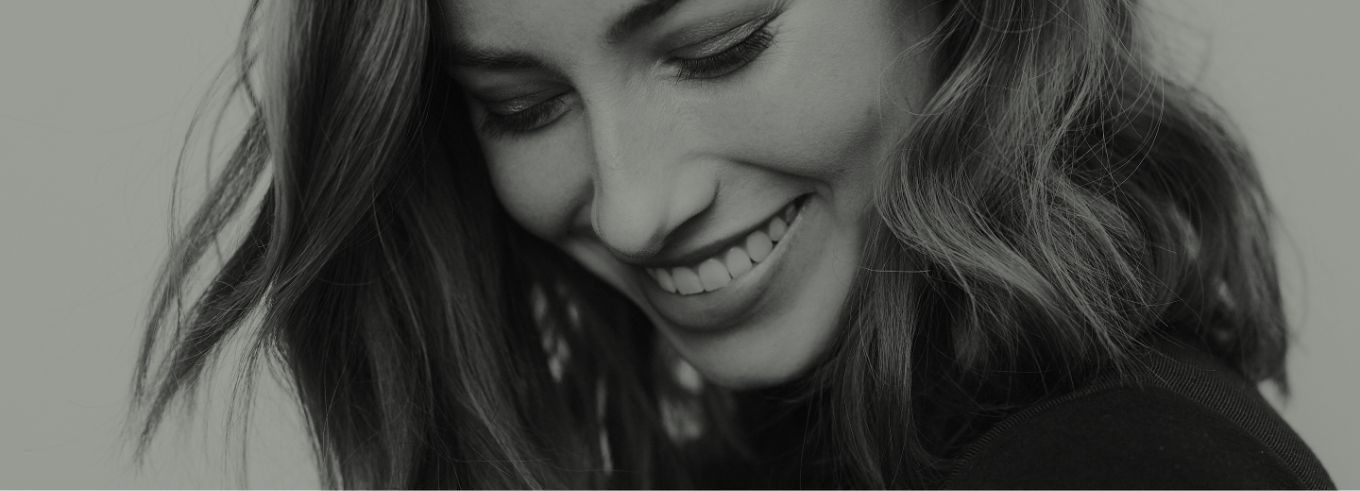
[
  {"left": 607, "top": 0, "right": 685, "bottom": 45},
  {"left": 447, "top": 46, "right": 544, "bottom": 71},
  {"left": 448, "top": 0, "right": 687, "bottom": 70}
]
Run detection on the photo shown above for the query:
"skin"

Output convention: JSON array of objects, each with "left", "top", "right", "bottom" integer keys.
[{"left": 442, "top": 0, "right": 938, "bottom": 388}]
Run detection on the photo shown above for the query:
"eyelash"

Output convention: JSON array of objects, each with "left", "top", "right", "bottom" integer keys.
[
  {"left": 477, "top": 23, "right": 778, "bottom": 138},
  {"left": 673, "top": 23, "right": 776, "bottom": 80},
  {"left": 477, "top": 97, "right": 568, "bottom": 137}
]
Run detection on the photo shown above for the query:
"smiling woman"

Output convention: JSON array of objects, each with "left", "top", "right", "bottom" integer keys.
[
  {"left": 131, "top": 0, "right": 1333, "bottom": 488},
  {"left": 446, "top": 0, "right": 928, "bottom": 389}
]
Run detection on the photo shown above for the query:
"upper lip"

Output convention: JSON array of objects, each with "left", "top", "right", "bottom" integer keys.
[{"left": 627, "top": 195, "right": 802, "bottom": 270}]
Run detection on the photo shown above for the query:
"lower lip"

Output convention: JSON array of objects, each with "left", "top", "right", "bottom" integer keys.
[{"left": 639, "top": 195, "right": 812, "bottom": 332}]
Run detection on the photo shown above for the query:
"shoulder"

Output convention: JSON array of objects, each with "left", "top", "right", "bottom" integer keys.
[
  {"left": 941, "top": 339, "right": 1335, "bottom": 489},
  {"left": 943, "top": 386, "right": 1303, "bottom": 489}
]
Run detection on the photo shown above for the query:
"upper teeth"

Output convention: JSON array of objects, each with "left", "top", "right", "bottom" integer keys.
[{"left": 646, "top": 200, "right": 799, "bottom": 295}]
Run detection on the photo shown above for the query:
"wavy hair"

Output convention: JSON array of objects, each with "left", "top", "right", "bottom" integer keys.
[{"left": 131, "top": 0, "right": 1288, "bottom": 487}]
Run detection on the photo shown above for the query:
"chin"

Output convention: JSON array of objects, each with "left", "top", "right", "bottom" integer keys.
[{"left": 679, "top": 323, "right": 836, "bottom": 389}]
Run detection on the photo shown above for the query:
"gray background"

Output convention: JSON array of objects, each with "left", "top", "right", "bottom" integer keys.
[{"left": 1, "top": 1, "right": 1355, "bottom": 487}]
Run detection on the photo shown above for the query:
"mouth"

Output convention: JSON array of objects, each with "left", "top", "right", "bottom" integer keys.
[{"left": 642, "top": 194, "right": 809, "bottom": 297}]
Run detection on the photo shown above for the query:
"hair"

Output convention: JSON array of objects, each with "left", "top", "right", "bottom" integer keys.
[{"left": 131, "top": 0, "right": 1289, "bottom": 488}]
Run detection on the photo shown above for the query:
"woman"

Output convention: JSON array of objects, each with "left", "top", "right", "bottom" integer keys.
[{"left": 132, "top": 0, "right": 1334, "bottom": 488}]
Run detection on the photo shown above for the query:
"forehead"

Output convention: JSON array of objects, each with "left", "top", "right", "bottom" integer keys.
[
  {"left": 438, "top": 0, "right": 779, "bottom": 76},
  {"left": 438, "top": 0, "right": 789, "bottom": 56},
  {"left": 440, "top": 0, "right": 648, "bottom": 45}
]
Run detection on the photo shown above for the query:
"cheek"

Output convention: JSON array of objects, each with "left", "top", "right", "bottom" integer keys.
[
  {"left": 482, "top": 131, "right": 592, "bottom": 238},
  {"left": 702, "top": 13, "right": 924, "bottom": 189},
  {"left": 743, "top": 74, "right": 886, "bottom": 178}
]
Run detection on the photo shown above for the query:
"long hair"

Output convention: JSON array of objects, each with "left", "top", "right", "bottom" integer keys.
[{"left": 131, "top": 0, "right": 1288, "bottom": 488}]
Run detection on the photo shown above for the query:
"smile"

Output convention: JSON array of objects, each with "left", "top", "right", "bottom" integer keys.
[{"left": 644, "top": 196, "right": 806, "bottom": 295}]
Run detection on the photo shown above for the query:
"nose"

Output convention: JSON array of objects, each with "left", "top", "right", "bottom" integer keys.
[{"left": 587, "top": 93, "right": 717, "bottom": 263}]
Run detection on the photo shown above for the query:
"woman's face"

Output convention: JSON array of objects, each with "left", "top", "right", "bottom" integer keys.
[{"left": 442, "top": 0, "right": 936, "bottom": 388}]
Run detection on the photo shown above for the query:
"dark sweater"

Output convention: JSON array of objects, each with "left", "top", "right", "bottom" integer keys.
[{"left": 940, "top": 336, "right": 1335, "bottom": 489}]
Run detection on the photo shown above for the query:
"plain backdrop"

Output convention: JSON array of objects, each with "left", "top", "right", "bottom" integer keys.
[{"left": 1, "top": 1, "right": 1355, "bottom": 487}]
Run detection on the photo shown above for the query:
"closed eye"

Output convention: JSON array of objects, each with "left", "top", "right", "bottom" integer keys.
[
  {"left": 475, "top": 94, "right": 571, "bottom": 138},
  {"left": 670, "top": 18, "right": 778, "bottom": 80},
  {"left": 472, "top": 16, "right": 781, "bottom": 138}
]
